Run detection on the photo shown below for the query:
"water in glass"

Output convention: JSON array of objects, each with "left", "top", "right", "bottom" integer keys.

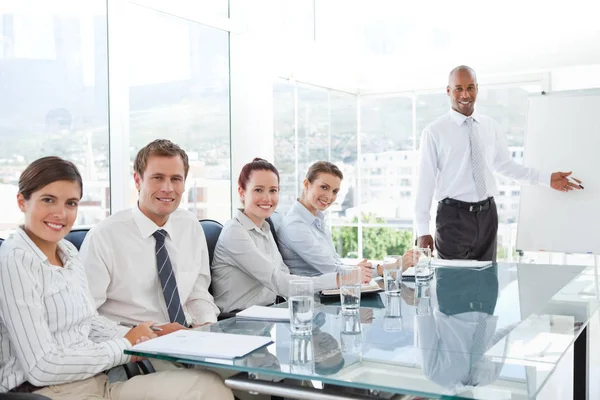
[{"left": 289, "top": 295, "right": 314, "bottom": 335}]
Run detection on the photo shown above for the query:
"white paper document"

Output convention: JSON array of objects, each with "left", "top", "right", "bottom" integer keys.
[
  {"left": 131, "top": 330, "right": 273, "bottom": 359},
  {"left": 235, "top": 305, "right": 290, "bottom": 322},
  {"left": 430, "top": 259, "right": 493, "bottom": 269}
]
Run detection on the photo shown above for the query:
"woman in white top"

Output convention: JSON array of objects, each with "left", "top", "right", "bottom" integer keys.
[
  {"left": 278, "top": 161, "right": 414, "bottom": 277},
  {"left": 211, "top": 158, "right": 373, "bottom": 313},
  {"left": 0, "top": 156, "right": 231, "bottom": 399}
]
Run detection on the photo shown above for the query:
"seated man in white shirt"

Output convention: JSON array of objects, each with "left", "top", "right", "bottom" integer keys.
[{"left": 80, "top": 140, "right": 226, "bottom": 383}]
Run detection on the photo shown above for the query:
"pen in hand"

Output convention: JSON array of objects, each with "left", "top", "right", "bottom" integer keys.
[
  {"left": 118, "top": 321, "right": 163, "bottom": 332},
  {"left": 568, "top": 176, "right": 584, "bottom": 189}
]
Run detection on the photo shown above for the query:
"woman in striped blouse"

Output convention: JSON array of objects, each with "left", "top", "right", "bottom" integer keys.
[{"left": 0, "top": 157, "right": 231, "bottom": 399}]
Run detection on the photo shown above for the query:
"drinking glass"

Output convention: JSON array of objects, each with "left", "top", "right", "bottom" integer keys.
[
  {"left": 289, "top": 279, "right": 314, "bottom": 335},
  {"left": 414, "top": 247, "right": 432, "bottom": 285},
  {"left": 338, "top": 265, "right": 361, "bottom": 313},
  {"left": 383, "top": 255, "right": 402, "bottom": 296}
]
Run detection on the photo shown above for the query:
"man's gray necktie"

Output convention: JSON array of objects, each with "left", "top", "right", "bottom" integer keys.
[
  {"left": 152, "top": 229, "right": 186, "bottom": 326},
  {"left": 466, "top": 117, "right": 487, "bottom": 199}
]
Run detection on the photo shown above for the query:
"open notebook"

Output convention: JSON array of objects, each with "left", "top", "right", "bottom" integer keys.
[{"left": 130, "top": 330, "right": 273, "bottom": 360}]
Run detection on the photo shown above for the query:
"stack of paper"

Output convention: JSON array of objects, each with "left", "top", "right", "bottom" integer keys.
[
  {"left": 235, "top": 305, "right": 290, "bottom": 322},
  {"left": 130, "top": 330, "right": 273, "bottom": 360}
]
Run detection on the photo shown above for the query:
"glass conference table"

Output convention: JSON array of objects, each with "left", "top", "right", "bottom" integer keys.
[{"left": 126, "top": 262, "right": 599, "bottom": 399}]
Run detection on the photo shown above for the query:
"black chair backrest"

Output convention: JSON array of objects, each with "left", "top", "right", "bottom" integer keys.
[
  {"left": 199, "top": 219, "right": 223, "bottom": 265},
  {"left": 64, "top": 228, "right": 90, "bottom": 251},
  {"left": 0, "top": 393, "right": 53, "bottom": 399},
  {"left": 266, "top": 216, "right": 281, "bottom": 253}
]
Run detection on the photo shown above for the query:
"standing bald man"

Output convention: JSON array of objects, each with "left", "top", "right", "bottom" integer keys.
[{"left": 415, "top": 65, "right": 581, "bottom": 261}]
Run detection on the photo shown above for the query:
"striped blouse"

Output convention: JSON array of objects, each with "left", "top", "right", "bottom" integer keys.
[{"left": 0, "top": 228, "right": 131, "bottom": 393}]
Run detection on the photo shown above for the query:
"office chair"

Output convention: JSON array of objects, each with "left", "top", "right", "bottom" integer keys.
[
  {"left": 199, "top": 219, "right": 239, "bottom": 320},
  {"left": 199, "top": 219, "right": 223, "bottom": 265},
  {"left": 64, "top": 228, "right": 90, "bottom": 250},
  {"left": 266, "top": 214, "right": 281, "bottom": 253}
]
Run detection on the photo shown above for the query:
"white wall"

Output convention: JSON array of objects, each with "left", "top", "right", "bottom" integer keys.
[{"left": 229, "top": 0, "right": 276, "bottom": 214}]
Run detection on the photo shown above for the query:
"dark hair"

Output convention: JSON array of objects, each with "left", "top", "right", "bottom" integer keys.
[
  {"left": 134, "top": 139, "right": 189, "bottom": 178},
  {"left": 238, "top": 158, "right": 280, "bottom": 190},
  {"left": 18, "top": 156, "right": 83, "bottom": 200},
  {"left": 305, "top": 161, "right": 343, "bottom": 183}
]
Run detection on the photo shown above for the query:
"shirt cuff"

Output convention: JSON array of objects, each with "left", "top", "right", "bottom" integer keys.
[
  {"left": 189, "top": 308, "right": 218, "bottom": 326},
  {"left": 111, "top": 337, "right": 133, "bottom": 368},
  {"left": 115, "top": 325, "right": 130, "bottom": 339},
  {"left": 538, "top": 170, "right": 552, "bottom": 187},
  {"left": 317, "top": 272, "right": 338, "bottom": 290},
  {"left": 416, "top": 222, "right": 431, "bottom": 237}
]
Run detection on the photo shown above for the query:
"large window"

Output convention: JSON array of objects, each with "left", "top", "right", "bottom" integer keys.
[
  {"left": 273, "top": 80, "right": 360, "bottom": 256},
  {"left": 274, "top": 80, "right": 548, "bottom": 261},
  {"left": 273, "top": 80, "right": 357, "bottom": 221},
  {"left": 0, "top": 1, "right": 110, "bottom": 236},
  {"left": 273, "top": 81, "right": 296, "bottom": 213},
  {"left": 359, "top": 95, "right": 413, "bottom": 227},
  {"left": 128, "top": 4, "right": 231, "bottom": 222}
]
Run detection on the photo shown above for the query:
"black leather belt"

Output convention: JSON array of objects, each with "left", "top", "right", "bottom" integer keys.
[
  {"left": 10, "top": 381, "right": 46, "bottom": 393},
  {"left": 440, "top": 197, "right": 494, "bottom": 212}
]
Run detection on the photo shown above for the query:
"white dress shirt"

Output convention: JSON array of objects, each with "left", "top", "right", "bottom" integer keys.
[
  {"left": 80, "top": 205, "right": 219, "bottom": 326},
  {"left": 211, "top": 210, "right": 338, "bottom": 313},
  {"left": 0, "top": 228, "right": 131, "bottom": 392},
  {"left": 415, "top": 109, "right": 552, "bottom": 236},
  {"left": 278, "top": 200, "right": 341, "bottom": 276}
]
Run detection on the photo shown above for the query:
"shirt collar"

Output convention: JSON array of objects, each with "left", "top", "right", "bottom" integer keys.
[
  {"left": 132, "top": 203, "right": 175, "bottom": 241},
  {"left": 448, "top": 108, "right": 481, "bottom": 126},
  {"left": 235, "top": 209, "right": 270, "bottom": 235},
  {"left": 15, "top": 227, "right": 77, "bottom": 265},
  {"left": 292, "top": 199, "right": 325, "bottom": 229}
]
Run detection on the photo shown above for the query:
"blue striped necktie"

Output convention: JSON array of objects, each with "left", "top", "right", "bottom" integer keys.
[{"left": 152, "top": 229, "right": 186, "bottom": 326}]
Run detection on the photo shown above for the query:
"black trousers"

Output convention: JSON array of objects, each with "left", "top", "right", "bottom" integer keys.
[{"left": 435, "top": 198, "right": 498, "bottom": 262}]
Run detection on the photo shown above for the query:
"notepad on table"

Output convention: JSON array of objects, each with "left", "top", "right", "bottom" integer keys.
[
  {"left": 235, "top": 305, "right": 290, "bottom": 322},
  {"left": 321, "top": 280, "right": 382, "bottom": 296},
  {"left": 403, "top": 266, "right": 415, "bottom": 278},
  {"left": 130, "top": 330, "right": 272, "bottom": 360},
  {"left": 430, "top": 259, "right": 492, "bottom": 269}
]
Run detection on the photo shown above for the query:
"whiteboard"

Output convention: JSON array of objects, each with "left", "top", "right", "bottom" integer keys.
[{"left": 516, "top": 90, "right": 600, "bottom": 254}]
